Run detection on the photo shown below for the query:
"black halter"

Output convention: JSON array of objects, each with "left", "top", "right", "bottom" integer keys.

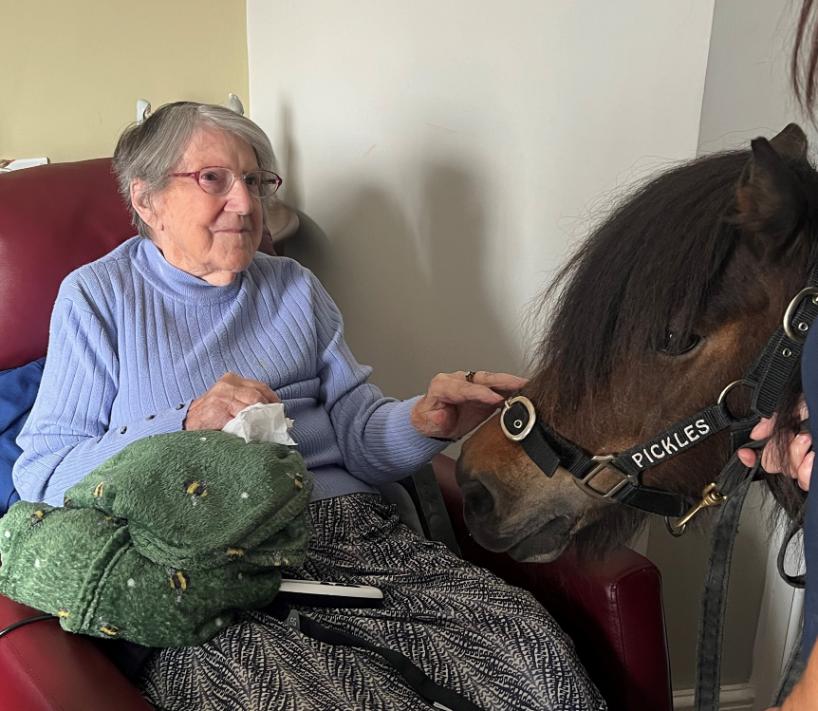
[{"left": 499, "top": 265, "right": 818, "bottom": 527}]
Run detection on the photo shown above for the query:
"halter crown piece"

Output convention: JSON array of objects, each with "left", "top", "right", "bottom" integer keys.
[{"left": 500, "top": 264, "right": 818, "bottom": 533}]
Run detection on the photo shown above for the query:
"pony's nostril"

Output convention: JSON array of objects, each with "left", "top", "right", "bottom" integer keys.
[{"left": 462, "top": 481, "right": 494, "bottom": 516}]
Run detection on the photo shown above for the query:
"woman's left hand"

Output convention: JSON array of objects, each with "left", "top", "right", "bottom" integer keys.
[{"left": 410, "top": 370, "right": 528, "bottom": 441}]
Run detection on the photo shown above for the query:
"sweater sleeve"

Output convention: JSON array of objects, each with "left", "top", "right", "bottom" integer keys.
[
  {"left": 309, "top": 272, "right": 447, "bottom": 483},
  {"left": 12, "top": 286, "right": 189, "bottom": 506}
]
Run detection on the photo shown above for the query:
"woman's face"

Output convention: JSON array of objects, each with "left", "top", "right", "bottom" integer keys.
[{"left": 136, "top": 127, "right": 264, "bottom": 285}]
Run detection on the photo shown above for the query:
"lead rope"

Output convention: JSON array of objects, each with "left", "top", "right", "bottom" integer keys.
[
  {"left": 694, "top": 455, "right": 756, "bottom": 711},
  {"left": 694, "top": 458, "right": 809, "bottom": 711}
]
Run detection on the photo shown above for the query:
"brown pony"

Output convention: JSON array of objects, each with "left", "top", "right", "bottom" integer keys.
[{"left": 457, "top": 124, "right": 816, "bottom": 562}]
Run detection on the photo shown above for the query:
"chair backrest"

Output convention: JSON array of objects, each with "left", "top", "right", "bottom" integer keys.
[{"left": 0, "top": 159, "right": 133, "bottom": 369}]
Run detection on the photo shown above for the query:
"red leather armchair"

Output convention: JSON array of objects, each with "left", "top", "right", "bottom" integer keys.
[{"left": 0, "top": 160, "right": 672, "bottom": 711}]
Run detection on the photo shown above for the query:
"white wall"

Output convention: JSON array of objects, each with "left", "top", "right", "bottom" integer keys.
[
  {"left": 247, "top": 0, "right": 715, "bottom": 698},
  {"left": 698, "top": 0, "right": 809, "bottom": 155},
  {"left": 247, "top": 0, "right": 714, "bottom": 398}
]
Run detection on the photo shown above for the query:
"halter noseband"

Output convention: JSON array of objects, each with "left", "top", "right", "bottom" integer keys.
[{"left": 499, "top": 266, "right": 818, "bottom": 532}]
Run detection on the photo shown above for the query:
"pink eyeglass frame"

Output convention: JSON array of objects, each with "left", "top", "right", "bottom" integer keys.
[{"left": 169, "top": 166, "right": 283, "bottom": 198}]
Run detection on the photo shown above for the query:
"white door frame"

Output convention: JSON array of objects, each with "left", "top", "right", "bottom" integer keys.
[{"left": 749, "top": 518, "right": 804, "bottom": 711}]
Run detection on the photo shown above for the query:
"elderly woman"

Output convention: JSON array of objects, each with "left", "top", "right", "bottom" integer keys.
[{"left": 12, "top": 102, "right": 604, "bottom": 711}]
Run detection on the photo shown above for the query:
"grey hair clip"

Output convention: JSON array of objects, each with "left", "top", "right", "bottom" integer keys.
[
  {"left": 133, "top": 95, "right": 243, "bottom": 124},
  {"left": 227, "top": 93, "right": 245, "bottom": 116},
  {"left": 136, "top": 99, "right": 152, "bottom": 124}
]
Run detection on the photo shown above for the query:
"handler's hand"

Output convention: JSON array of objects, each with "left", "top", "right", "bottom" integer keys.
[
  {"left": 411, "top": 370, "right": 527, "bottom": 441},
  {"left": 768, "top": 680, "right": 818, "bottom": 711},
  {"left": 736, "top": 399, "right": 813, "bottom": 491},
  {"left": 771, "top": 639, "right": 818, "bottom": 711},
  {"left": 184, "top": 373, "right": 280, "bottom": 431}
]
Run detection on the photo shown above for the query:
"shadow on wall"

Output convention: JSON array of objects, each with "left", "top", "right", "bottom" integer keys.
[
  {"left": 277, "top": 104, "right": 304, "bottom": 212},
  {"left": 285, "top": 164, "right": 521, "bottom": 401}
]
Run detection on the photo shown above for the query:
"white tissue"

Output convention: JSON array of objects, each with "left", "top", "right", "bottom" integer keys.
[{"left": 222, "top": 403, "right": 297, "bottom": 445}]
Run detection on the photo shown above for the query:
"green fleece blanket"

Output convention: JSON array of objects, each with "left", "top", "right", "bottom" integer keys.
[{"left": 0, "top": 431, "right": 313, "bottom": 647}]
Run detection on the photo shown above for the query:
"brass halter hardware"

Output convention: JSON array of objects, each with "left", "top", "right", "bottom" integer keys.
[{"left": 665, "top": 482, "right": 726, "bottom": 537}]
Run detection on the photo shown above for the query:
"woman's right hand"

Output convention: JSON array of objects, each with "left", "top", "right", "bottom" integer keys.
[
  {"left": 736, "top": 400, "right": 813, "bottom": 491},
  {"left": 184, "top": 373, "right": 280, "bottom": 431}
]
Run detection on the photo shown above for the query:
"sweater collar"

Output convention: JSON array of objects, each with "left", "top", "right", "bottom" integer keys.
[{"left": 132, "top": 237, "right": 244, "bottom": 304}]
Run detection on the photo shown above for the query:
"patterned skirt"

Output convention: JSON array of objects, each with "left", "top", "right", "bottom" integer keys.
[{"left": 138, "top": 494, "right": 606, "bottom": 711}]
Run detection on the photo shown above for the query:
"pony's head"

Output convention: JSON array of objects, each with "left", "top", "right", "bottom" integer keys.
[{"left": 457, "top": 124, "right": 818, "bottom": 562}]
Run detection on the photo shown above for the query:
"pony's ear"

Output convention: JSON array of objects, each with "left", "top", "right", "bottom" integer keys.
[
  {"left": 769, "top": 123, "right": 808, "bottom": 161},
  {"left": 734, "top": 127, "right": 808, "bottom": 240}
]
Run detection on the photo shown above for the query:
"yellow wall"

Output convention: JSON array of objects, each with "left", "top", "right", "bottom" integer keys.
[{"left": 1, "top": 0, "right": 248, "bottom": 163}]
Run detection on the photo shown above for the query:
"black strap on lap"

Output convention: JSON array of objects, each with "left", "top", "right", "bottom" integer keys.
[
  {"left": 296, "top": 614, "right": 483, "bottom": 711},
  {"left": 261, "top": 597, "right": 482, "bottom": 710}
]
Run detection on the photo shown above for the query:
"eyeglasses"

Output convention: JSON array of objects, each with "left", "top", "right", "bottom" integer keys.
[{"left": 169, "top": 166, "right": 283, "bottom": 200}]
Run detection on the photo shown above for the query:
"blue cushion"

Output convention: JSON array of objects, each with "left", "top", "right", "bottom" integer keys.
[{"left": 0, "top": 358, "right": 44, "bottom": 514}]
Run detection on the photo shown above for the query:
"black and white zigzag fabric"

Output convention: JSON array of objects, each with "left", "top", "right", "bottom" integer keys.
[{"left": 139, "top": 494, "right": 606, "bottom": 711}]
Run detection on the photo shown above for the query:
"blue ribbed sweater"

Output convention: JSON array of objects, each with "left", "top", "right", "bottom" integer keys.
[{"left": 13, "top": 237, "right": 445, "bottom": 506}]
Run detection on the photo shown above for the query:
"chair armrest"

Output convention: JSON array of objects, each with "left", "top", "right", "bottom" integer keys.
[
  {"left": 398, "top": 462, "right": 461, "bottom": 556},
  {"left": 0, "top": 595, "right": 151, "bottom": 711},
  {"left": 432, "top": 454, "right": 673, "bottom": 711}
]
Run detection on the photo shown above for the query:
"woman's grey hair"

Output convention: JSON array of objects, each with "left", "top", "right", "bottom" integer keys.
[{"left": 112, "top": 101, "right": 276, "bottom": 237}]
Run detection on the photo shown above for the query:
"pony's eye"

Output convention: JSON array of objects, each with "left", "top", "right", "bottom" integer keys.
[{"left": 659, "top": 330, "right": 702, "bottom": 356}]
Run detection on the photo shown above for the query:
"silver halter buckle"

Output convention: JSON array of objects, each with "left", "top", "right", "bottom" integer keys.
[
  {"left": 500, "top": 395, "right": 537, "bottom": 442},
  {"left": 783, "top": 286, "right": 818, "bottom": 342}
]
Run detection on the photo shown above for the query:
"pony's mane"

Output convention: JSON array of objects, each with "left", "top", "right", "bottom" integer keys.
[
  {"left": 533, "top": 150, "right": 750, "bottom": 414},
  {"left": 530, "top": 145, "right": 818, "bottom": 538}
]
